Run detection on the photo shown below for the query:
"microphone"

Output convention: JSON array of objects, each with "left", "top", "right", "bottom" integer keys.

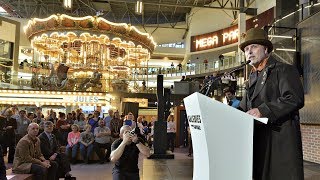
[
  {"left": 241, "top": 60, "right": 251, "bottom": 67},
  {"left": 201, "top": 60, "right": 251, "bottom": 97}
]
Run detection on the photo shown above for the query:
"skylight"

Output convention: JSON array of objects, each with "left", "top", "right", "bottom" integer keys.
[{"left": 0, "top": 6, "right": 8, "bottom": 14}]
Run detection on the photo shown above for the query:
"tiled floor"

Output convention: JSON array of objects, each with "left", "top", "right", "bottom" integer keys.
[
  {"left": 5, "top": 148, "right": 320, "bottom": 180},
  {"left": 305, "top": 161, "right": 320, "bottom": 180},
  {"left": 68, "top": 148, "right": 192, "bottom": 180}
]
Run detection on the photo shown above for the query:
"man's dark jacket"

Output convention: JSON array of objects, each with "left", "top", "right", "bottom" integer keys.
[
  {"left": 39, "top": 131, "right": 71, "bottom": 177},
  {"left": 240, "top": 56, "right": 304, "bottom": 180}
]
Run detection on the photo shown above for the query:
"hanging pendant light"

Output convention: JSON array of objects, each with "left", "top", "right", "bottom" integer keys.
[
  {"left": 63, "top": 0, "right": 72, "bottom": 9},
  {"left": 135, "top": 1, "right": 143, "bottom": 15}
]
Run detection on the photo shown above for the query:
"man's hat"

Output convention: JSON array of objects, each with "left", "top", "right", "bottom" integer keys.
[{"left": 239, "top": 28, "right": 273, "bottom": 53}]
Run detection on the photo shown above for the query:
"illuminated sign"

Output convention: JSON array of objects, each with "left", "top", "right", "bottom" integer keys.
[
  {"left": 0, "top": 90, "right": 109, "bottom": 106},
  {"left": 122, "top": 98, "right": 148, "bottom": 107},
  {"left": 196, "top": 35, "right": 219, "bottom": 49},
  {"left": 191, "top": 26, "right": 239, "bottom": 52},
  {"left": 222, "top": 29, "right": 239, "bottom": 43},
  {"left": 191, "top": 7, "right": 274, "bottom": 52},
  {"left": 74, "top": 96, "right": 99, "bottom": 103}
]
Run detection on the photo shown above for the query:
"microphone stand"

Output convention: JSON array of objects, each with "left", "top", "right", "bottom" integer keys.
[{"left": 200, "top": 60, "right": 251, "bottom": 97}]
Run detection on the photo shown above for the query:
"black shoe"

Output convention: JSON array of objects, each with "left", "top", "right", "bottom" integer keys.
[
  {"left": 99, "top": 160, "right": 105, "bottom": 164},
  {"left": 83, "top": 157, "right": 89, "bottom": 164},
  {"left": 65, "top": 172, "right": 72, "bottom": 178}
]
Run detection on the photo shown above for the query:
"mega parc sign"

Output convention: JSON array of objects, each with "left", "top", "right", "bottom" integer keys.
[
  {"left": 191, "top": 26, "right": 239, "bottom": 52},
  {"left": 190, "top": 7, "right": 274, "bottom": 52}
]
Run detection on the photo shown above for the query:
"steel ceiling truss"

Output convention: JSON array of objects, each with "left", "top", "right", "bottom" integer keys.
[
  {"left": 1, "top": 0, "right": 255, "bottom": 29},
  {"left": 214, "top": 0, "right": 256, "bottom": 21}
]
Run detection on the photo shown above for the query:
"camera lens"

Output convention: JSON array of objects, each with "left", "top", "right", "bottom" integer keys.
[{"left": 129, "top": 129, "right": 135, "bottom": 135}]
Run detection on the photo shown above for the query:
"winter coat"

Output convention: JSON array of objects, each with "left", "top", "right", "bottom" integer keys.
[{"left": 240, "top": 56, "right": 304, "bottom": 180}]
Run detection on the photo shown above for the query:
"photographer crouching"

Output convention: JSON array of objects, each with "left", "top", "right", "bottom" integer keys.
[{"left": 110, "top": 125, "right": 151, "bottom": 180}]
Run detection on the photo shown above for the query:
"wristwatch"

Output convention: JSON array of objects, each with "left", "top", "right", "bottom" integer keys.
[{"left": 134, "top": 139, "right": 140, "bottom": 145}]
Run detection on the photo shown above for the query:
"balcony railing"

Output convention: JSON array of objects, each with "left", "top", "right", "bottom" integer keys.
[{"left": 1, "top": 56, "right": 242, "bottom": 93}]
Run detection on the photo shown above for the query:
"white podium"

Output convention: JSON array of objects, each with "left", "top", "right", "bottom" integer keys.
[{"left": 184, "top": 93, "right": 267, "bottom": 180}]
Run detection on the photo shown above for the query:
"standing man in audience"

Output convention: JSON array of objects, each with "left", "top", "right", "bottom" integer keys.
[
  {"left": 110, "top": 125, "right": 150, "bottom": 180},
  {"left": 110, "top": 111, "right": 123, "bottom": 141},
  {"left": 104, "top": 109, "right": 113, "bottom": 129},
  {"left": 13, "top": 123, "right": 58, "bottom": 180},
  {"left": 94, "top": 119, "right": 112, "bottom": 163},
  {"left": 16, "top": 110, "right": 31, "bottom": 143},
  {"left": 39, "top": 121, "right": 72, "bottom": 178}
]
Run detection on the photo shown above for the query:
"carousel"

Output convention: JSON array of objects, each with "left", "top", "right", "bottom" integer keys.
[{"left": 24, "top": 14, "right": 156, "bottom": 92}]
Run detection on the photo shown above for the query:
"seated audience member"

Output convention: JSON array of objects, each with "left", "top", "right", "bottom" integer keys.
[
  {"left": 65, "top": 124, "right": 81, "bottom": 163},
  {"left": 13, "top": 123, "right": 58, "bottom": 180},
  {"left": 39, "top": 121, "right": 72, "bottom": 178},
  {"left": 110, "top": 125, "right": 150, "bottom": 180},
  {"left": 79, "top": 124, "right": 95, "bottom": 164},
  {"left": 94, "top": 120, "right": 112, "bottom": 164}
]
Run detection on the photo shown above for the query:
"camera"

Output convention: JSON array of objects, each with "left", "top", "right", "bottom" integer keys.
[{"left": 129, "top": 129, "right": 135, "bottom": 135}]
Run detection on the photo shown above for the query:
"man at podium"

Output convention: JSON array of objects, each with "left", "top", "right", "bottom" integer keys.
[{"left": 239, "top": 28, "right": 304, "bottom": 180}]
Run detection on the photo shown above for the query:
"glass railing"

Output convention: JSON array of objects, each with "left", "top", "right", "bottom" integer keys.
[
  {"left": 1, "top": 57, "right": 242, "bottom": 93},
  {"left": 0, "top": 75, "right": 158, "bottom": 93},
  {"left": 134, "top": 56, "right": 242, "bottom": 79}
]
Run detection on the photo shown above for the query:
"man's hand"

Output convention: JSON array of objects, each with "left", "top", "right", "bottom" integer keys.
[
  {"left": 122, "top": 132, "right": 132, "bottom": 144},
  {"left": 247, "top": 108, "right": 262, "bottom": 118},
  {"left": 41, "top": 160, "right": 51, "bottom": 168},
  {"left": 49, "top": 153, "right": 57, "bottom": 161}
]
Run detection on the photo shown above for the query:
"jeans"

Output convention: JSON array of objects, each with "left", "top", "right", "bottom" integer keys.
[
  {"left": 65, "top": 143, "right": 79, "bottom": 161},
  {"left": 80, "top": 143, "right": 94, "bottom": 161}
]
